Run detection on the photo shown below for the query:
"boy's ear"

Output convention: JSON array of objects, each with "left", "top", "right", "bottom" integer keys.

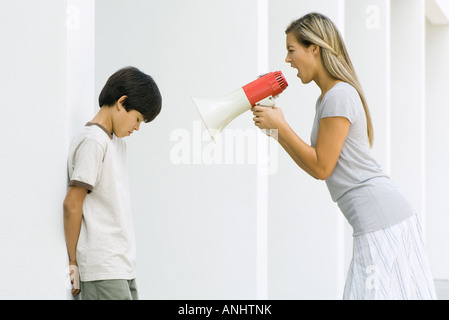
[{"left": 117, "top": 95, "right": 128, "bottom": 110}]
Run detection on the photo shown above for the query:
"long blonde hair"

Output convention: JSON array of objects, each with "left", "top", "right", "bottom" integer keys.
[{"left": 286, "top": 13, "right": 374, "bottom": 147}]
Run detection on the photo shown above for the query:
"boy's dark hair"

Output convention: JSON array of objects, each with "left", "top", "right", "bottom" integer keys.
[{"left": 99, "top": 66, "right": 162, "bottom": 123}]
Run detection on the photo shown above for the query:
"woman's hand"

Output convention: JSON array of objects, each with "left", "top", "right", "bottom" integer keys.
[{"left": 251, "top": 105, "right": 286, "bottom": 131}]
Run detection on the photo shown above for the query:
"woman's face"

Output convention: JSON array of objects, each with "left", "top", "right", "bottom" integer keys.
[{"left": 285, "top": 32, "right": 318, "bottom": 84}]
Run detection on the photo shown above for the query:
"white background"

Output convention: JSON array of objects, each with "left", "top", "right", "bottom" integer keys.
[{"left": 0, "top": 0, "right": 448, "bottom": 299}]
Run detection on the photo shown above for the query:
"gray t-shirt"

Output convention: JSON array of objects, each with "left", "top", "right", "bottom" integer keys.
[{"left": 311, "top": 82, "right": 414, "bottom": 235}]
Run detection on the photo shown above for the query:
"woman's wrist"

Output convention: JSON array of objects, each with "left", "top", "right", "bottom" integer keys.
[{"left": 275, "top": 121, "right": 291, "bottom": 142}]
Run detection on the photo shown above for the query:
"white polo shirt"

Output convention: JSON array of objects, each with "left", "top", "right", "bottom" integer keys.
[{"left": 67, "top": 122, "right": 136, "bottom": 281}]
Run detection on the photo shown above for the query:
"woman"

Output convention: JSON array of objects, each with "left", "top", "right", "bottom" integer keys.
[{"left": 252, "top": 12, "right": 436, "bottom": 300}]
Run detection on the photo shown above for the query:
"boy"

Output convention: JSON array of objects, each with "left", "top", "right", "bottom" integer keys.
[{"left": 63, "top": 67, "right": 162, "bottom": 299}]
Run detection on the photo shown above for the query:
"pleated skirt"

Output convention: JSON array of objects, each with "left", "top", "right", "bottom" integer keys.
[{"left": 343, "top": 214, "right": 437, "bottom": 300}]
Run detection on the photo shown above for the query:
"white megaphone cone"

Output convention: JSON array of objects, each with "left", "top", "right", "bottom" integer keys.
[
  {"left": 192, "top": 71, "right": 288, "bottom": 143},
  {"left": 192, "top": 88, "right": 252, "bottom": 143}
]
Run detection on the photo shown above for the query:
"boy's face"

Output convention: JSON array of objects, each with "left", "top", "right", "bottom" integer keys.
[{"left": 114, "top": 97, "right": 144, "bottom": 138}]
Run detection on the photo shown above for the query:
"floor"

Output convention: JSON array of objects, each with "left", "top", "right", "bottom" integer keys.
[{"left": 435, "top": 279, "right": 449, "bottom": 300}]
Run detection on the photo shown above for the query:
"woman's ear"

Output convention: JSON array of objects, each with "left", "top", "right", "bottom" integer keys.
[{"left": 311, "top": 45, "right": 320, "bottom": 56}]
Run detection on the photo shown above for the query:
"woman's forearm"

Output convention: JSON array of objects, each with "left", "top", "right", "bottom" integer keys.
[{"left": 277, "top": 122, "right": 322, "bottom": 180}]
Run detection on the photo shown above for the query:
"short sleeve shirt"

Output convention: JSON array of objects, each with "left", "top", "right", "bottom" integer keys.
[
  {"left": 310, "top": 83, "right": 414, "bottom": 235},
  {"left": 67, "top": 123, "right": 136, "bottom": 281}
]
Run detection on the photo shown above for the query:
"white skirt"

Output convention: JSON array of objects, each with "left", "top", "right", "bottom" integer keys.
[{"left": 343, "top": 214, "right": 437, "bottom": 300}]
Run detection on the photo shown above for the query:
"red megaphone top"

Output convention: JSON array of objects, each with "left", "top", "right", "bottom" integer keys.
[{"left": 242, "top": 71, "right": 288, "bottom": 106}]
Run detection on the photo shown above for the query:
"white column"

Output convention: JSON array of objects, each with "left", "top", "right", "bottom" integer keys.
[
  {"left": 345, "top": 0, "right": 391, "bottom": 173},
  {"left": 344, "top": 0, "right": 392, "bottom": 296},
  {"left": 66, "top": 0, "right": 96, "bottom": 146},
  {"left": 390, "top": 0, "right": 426, "bottom": 227},
  {"left": 0, "top": 0, "right": 69, "bottom": 299},
  {"left": 65, "top": 0, "right": 95, "bottom": 299},
  {"left": 425, "top": 2, "right": 449, "bottom": 281},
  {"left": 267, "top": 0, "right": 347, "bottom": 299},
  {"left": 256, "top": 0, "right": 269, "bottom": 300}
]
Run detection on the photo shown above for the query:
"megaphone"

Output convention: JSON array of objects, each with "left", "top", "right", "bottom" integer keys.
[{"left": 192, "top": 71, "right": 288, "bottom": 142}]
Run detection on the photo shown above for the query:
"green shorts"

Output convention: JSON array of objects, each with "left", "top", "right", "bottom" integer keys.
[{"left": 81, "top": 279, "right": 138, "bottom": 300}]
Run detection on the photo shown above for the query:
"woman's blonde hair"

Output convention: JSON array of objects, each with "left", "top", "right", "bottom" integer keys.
[{"left": 286, "top": 13, "right": 374, "bottom": 147}]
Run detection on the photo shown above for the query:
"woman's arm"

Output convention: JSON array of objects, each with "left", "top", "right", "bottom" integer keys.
[
  {"left": 273, "top": 121, "right": 321, "bottom": 179},
  {"left": 252, "top": 106, "right": 350, "bottom": 180}
]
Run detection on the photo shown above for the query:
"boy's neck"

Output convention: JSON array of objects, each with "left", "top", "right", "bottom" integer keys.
[{"left": 91, "top": 106, "right": 113, "bottom": 134}]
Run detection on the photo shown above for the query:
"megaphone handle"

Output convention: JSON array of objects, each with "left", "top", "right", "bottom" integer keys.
[
  {"left": 256, "top": 96, "right": 275, "bottom": 108},
  {"left": 255, "top": 96, "right": 276, "bottom": 137}
]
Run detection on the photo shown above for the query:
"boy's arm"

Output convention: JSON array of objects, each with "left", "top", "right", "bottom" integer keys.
[{"left": 63, "top": 185, "right": 87, "bottom": 296}]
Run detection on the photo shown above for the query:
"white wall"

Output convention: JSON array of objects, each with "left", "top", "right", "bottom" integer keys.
[
  {"left": 95, "top": 0, "right": 261, "bottom": 299},
  {"left": 67, "top": 0, "right": 95, "bottom": 145},
  {"left": 1, "top": 0, "right": 449, "bottom": 300},
  {"left": 343, "top": 0, "right": 392, "bottom": 298},
  {"left": 426, "top": 17, "right": 449, "bottom": 280},
  {"left": 0, "top": 0, "right": 69, "bottom": 299},
  {"left": 94, "top": 0, "right": 355, "bottom": 300},
  {"left": 390, "top": 0, "right": 426, "bottom": 230},
  {"left": 267, "top": 0, "right": 346, "bottom": 299}
]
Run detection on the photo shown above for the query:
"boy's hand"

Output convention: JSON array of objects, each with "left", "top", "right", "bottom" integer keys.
[{"left": 69, "top": 264, "right": 81, "bottom": 297}]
